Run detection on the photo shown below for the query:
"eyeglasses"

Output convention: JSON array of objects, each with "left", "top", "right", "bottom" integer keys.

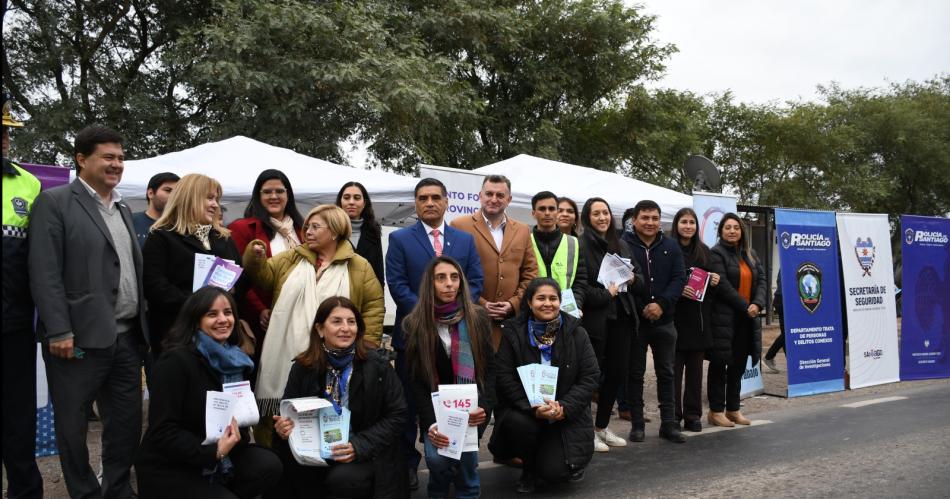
[
  {"left": 261, "top": 188, "right": 287, "bottom": 196},
  {"left": 304, "top": 223, "right": 327, "bottom": 231}
]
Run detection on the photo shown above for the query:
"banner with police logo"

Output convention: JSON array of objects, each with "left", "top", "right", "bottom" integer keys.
[
  {"left": 836, "top": 213, "right": 900, "bottom": 389},
  {"left": 775, "top": 209, "right": 845, "bottom": 397},
  {"left": 899, "top": 215, "right": 950, "bottom": 380}
]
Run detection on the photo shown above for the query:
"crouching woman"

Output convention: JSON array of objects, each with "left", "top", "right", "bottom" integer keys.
[
  {"left": 489, "top": 278, "right": 600, "bottom": 493},
  {"left": 272, "top": 297, "right": 408, "bottom": 498}
]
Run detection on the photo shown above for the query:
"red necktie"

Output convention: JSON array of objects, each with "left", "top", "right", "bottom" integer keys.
[{"left": 431, "top": 229, "right": 443, "bottom": 257}]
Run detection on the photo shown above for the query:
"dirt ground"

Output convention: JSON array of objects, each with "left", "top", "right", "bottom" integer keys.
[{"left": 8, "top": 323, "right": 946, "bottom": 498}]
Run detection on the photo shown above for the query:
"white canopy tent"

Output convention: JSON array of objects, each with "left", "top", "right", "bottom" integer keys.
[
  {"left": 119, "top": 136, "right": 418, "bottom": 224},
  {"left": 472, "top": 154, "right": 692, "bottom": 225}
]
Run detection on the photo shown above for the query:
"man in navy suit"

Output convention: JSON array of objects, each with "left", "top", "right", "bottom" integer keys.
[{"left": 386, "top": 177, "right": 483, "bottom": 489}]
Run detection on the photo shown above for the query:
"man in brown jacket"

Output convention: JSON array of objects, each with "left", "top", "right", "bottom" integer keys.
[{"left": 452, "top": 174, "right": 538, "bottom": 350}]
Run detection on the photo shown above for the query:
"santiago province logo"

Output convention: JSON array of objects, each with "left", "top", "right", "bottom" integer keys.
[
  {"left": 854, "top": 237, "right": 875, "bottom": 276},
  {"left": 797, "top": 262, "right": 822, "bottom": 313}
]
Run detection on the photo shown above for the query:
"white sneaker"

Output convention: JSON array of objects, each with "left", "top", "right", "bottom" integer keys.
[
  {"left": 596, "top": 428, "right": 627, "bottom": 447},
  {"left": 593, "top": 435, "right": 609, "bottom": 452}
]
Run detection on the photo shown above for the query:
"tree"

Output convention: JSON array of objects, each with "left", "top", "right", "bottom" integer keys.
[{"left": 3, "top": 0, "right": 213, "bottom": 164}]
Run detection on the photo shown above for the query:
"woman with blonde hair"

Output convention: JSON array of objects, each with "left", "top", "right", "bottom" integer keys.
[
  {"left": 144, "top": 173, "right": 244, "bottom": 356},
  {"left": 243, "top": 204, "right": 384, "bottom": 443}
]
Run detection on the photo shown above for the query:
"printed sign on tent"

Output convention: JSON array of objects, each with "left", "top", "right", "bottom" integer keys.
[
  {"left": 899, "top": 215, "right": 950, "bottom": 380},
  {"left": 775, "top": 209, "right": 845, "bottom": 397},
  {"left": 419, "top": 165, "right": 484, "bottom": 223},
  {"left": 836, "top": 213, "right": 900, "bottom": 389}
]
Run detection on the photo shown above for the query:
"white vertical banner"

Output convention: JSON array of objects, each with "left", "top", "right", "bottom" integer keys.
[
  {"left": 418, "top": 164, "right": 485, "bottom": 223},
  {"left": 835, "top": 213, "right": 900, "bottom": 389},
  {"left": 691, "top": 192, "right": 738, "bottom": 249}
]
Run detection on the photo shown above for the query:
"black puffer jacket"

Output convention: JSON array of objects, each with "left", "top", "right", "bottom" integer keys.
[
  {"left": 275, "top": 351, "right": 408, "bottom": 499},
  {"left": 578, "top": 230, "right": 644, "bottom": 345},
  {"left": 674, "top": 242, "right": 715, "bottom": 352},
  {"left": 622, "top": 231, "right": 687, "bottom": 325},
  {"left": 708, "top": 242, "right": 767, "bottom": 366},
  {"left": 489, "top": 313, "right": 600, "bottom": 472}
]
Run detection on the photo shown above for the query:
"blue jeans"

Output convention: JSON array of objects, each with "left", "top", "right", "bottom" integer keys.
[{"left": 424, "top": 435, "right": 480, "bottom": 499}]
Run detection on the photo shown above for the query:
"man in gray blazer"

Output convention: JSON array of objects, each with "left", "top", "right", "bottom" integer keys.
[{"left": 29, "top": 125, "right": 149, "bottom": 499}]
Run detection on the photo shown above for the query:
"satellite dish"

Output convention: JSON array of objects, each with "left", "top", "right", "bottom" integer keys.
[{"left": 684, "top": 155, "right": 722, "bottom": 193}]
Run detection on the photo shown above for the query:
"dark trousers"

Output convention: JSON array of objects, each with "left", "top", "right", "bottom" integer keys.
[
  {"left": 43, "top": 331, "right": 144, "bottom": 499},
  {"left": 2, "top": 329, "right": 44, "bottom": 499},
  {"left": 495, "top": 410, "right": 571, "bottom": 483},
  {"left": 138, "top": 444, "right": 282, "bottom": 499},
  {"left": 673, "top": 350, "right": 705, "bottom": 423},
  {"left": 628, "top": 321, "right": 677, "bottom": 426},
  {"left": 395, "top": 347, "right": 421, "bottom": 471},
  {"left": 595, "top": 313, "right": 634, "bottom": 429},
  {"left": 766, "top": 313, "right": 786, "bottom": 360},
  {"left": 707, "top": 325, "right": 752, "bottom": 412}
]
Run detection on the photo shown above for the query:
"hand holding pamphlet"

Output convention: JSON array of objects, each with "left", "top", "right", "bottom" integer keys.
[
  {"left": 432, "top": 384, "right": 479, "bottom": 457},
  {"left": 430, "top": 393, "right": 469, "bottom": 460},
  {"left": 684, "top": 267, "right": 710, "bottom": 301},
  {"left": 597, "top": 253, "right": 635, "bottom": 292},
  {"left": 517, "top": 364, "right": 559, "bottom": 407},
  {"left": 278, "top": 397, "right": 351, "bottom": 466},
  {"left": 193, "top": 254, "right": 242, "bottom": 291}
]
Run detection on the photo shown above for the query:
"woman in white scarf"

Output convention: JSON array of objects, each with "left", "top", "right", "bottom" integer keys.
[{"left": 243, "top": 204, "right": 384, "bottom": 445}]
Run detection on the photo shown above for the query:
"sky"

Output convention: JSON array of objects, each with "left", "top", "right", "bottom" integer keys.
[{"left": 635, "top": 0, "right": 950, "bottom": 104}]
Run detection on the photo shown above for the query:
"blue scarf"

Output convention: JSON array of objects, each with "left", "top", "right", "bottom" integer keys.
[
  {"left": 195, "top": 332, "right": 254, "bottom": 385},
  {"left": 528, "top": 315, "right": 561, "bottom": 363},
  {"left": 323, "top": 344, "right": 355, "bottom": 415}
]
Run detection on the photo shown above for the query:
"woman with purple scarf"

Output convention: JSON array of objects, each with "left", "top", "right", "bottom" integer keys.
[{"left": 404, "top": 256, "right": 494, "bottom": 499}]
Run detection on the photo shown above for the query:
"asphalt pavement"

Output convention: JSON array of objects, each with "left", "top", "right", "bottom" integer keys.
[{"left": 421, "top": 381, "right": 950, "bottom": 498}]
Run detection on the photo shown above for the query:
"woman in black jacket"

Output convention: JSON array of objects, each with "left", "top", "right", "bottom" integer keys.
[
  {"left": 670, "top": 208, "right": 720, "bottom": 432},
  {"left": 272, "top": 296, "right": 408, "bottom": 498},
  {"left": 336, "top": 181, "right": 384, "bottom": 288},
  {"left": 135, "top": 287, "right": 281, "bottom": 499},
  {"left": 404, "top": 255, "right": 494, "bottom": 499},
  {"left": 706, "top": 213, "right": 767, "bottom": 427},
  {"left": 577, "top": 198, "right": 643, "bottom": 452},
  {"left": 143, "top": 174, "right": 244, "bottom": 356},
  {"left": 489, "top": 278, "right": 600, "bottom": 493}
]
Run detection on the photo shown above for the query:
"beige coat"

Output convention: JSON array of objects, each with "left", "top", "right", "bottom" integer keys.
[
  {"left": 452, "top": 210, "right": 538, "bottom": 349},
  {"left": 242, "top": 240, "right": 385, "bottom": 345}
]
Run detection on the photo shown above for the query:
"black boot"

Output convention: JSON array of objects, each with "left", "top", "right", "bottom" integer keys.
[
  {"left": 628, "top": 424, "right": 645, "bottom": 443},
  {"left": 659, "top": 421, "right": 686, "bottom": 443},
  {"left": 517, "top": 470, "right": 537, "bottom": 494}
]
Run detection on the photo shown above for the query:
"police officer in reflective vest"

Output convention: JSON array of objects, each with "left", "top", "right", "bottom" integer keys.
[
  {"left": 529, "top": 191, "right": 588, "bottom": 312},
  {"left": 2, "top": 92, "right": 44, "bottom": 498}
]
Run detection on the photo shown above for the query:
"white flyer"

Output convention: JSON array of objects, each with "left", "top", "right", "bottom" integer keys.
[
  {"left": 279, "top": 397, "right": 334, "bottom": 467},
  {"left": 517, "top": 364, "right": 543, "bottom": 406},
  {"left": 202, "top": 391, "right": 237, "bottom": 444},
  {"left": 436, "top": 384, "right": 479, "bottom": 452},
  {"left": 597, "top": 253, "right": 634, "bottom": 292},
  {"left": 560, "top": 288, "right": 581, "bottom": 318},
  {"left": 221, "top": 381, "right": 260, "bottom": 427}
]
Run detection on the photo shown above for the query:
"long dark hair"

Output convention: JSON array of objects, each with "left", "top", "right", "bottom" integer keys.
[
  {"left": 243, "top": 169, "right": 304, "bottom": 240},
  {"left": 163, "top": 286, "right": 245, "bottom": 351},
  {"left": 403, "top": 256, "right": 490, "bottom": 388},
  {"left": 717, "top": 212, "right": 757, "bottom": 265},
  {"left": 335, "top": 181, "right": 380, "bottom": 238},
  {"left": 673, "top": 207, "right": 709, "bottom": 267},
  {"left": 580, "top": 197, "right": 621, "bottom": 253},
  {"left": 520, "top": 277, "right": 562, "bottom": 316},
  {"left": 295, "top": 297, "right": 368, "bottom": 369}
]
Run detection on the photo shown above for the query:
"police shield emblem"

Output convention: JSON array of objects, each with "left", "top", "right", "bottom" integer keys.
[
  {"left": 797, "top": 262, "right": 822, "bottom": 313},
  {"left": 853, "top": 237, "right": 875, "bottom": 276}
]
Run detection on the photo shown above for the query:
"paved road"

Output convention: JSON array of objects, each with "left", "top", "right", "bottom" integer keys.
[{"left": 418, "top": 381, "right": 950, "bottom": 498}]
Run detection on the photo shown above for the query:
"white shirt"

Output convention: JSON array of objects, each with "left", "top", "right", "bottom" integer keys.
[
  {"left": 437, "top": 324, "right": 452, "bottom": 355},
  {"left": 269, "top": 233, "right": 288, "bottom": 255},
  {"left": 482, "top": 212, "right": 507, "bottom": 251},
  {"left": 422, "top": 220, "right": 447, "bottom": 253},
  {"left": 77, "top": 176, "right": 122, "bottom": 211}
]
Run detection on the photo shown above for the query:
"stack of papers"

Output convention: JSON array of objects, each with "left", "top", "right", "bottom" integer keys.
[
  {"left": 278, "top": 397, "right": 351, "bottom": 466},
  {"left": 202, "top": 382, "right": 260, "bottom": 445},
  {"left": 516, "top": 364, "right": 559, "bottom": 406},
  {"left": 430, "top": 384, "right": 479, "bottom": 460},
  {"left": 193, "top": 254, "right": 243, "bottom": 292},
  {"left": 597, "top": 253, "right": 635, "bottom": 292}
]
